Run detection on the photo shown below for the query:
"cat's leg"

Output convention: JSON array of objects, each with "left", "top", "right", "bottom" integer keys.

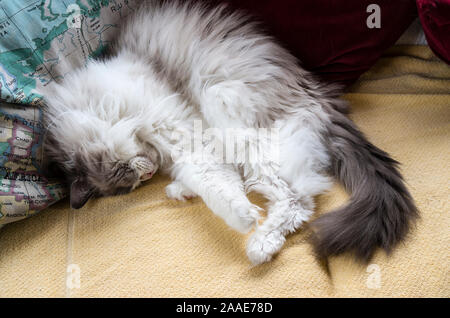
[
  {"left": 244, "top": 169, "right": 314, "bottom": 265},
  {"left": 197, "top": 81, "right": 330, "bottom": 263},
  {"left": 246, "top": 121, "right": 332, "bottom": 265},
  {"left": 198, "top": 81, "right": 267, "bottom": 129},
  {"left": 198, "top": 84, "right": 307, "bottom": 263},
  {"left": 165, "top": 181, "right": 197, "bottom": 201},
  {"left": 170, "top": 161, "right": 261, "bottom": 233},
  {"left": 246, "top": 166, "right": 333, "bottom": 265}
]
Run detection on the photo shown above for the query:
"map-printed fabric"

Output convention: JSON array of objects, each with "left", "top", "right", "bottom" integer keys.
[{"left": 0, "top": 0, "right": 141, "bottom": 225}]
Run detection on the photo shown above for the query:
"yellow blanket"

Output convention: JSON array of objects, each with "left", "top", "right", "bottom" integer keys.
[{"left": 0, "top": 45, "right": 449, "bottom": 297}]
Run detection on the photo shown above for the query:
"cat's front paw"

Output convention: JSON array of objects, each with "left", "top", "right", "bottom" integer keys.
[
  {"left": 225, "top": 200, "right": 261, "bottom": 234},
  {"left": 246, "top": 230, "right": 285, "bottom": 265},
  {"left": 165, "top": 181, "right": 197, "bottom": 201}
]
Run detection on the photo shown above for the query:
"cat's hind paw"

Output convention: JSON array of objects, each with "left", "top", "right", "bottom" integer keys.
[
  {"left": 165, "top": 181, "right": 197, "bottom": 201},
  {"left": 246, "top": 230, "right": 285, "bottom": 265}
]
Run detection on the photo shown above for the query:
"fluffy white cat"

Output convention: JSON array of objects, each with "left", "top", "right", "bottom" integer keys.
[{"left": 42, "top": 1, "right": 417, "bottom": 264}]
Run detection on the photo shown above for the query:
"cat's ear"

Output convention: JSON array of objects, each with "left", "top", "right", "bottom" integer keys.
[{"left": 70, "top": 178, "right": 94, "bottom": 209}]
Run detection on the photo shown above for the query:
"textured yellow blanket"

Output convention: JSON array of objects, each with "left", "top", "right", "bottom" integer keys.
[{"left": 0, "top": 45, "right": 448, "bottom": 297}]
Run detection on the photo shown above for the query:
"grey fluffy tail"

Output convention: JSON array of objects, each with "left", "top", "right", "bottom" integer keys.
[{"left": 312, "top": 105, "right": 418, "bottom": 262}]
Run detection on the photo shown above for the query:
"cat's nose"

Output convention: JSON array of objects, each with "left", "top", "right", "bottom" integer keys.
[{"left": 140, "top": 171, "right": 154, "bottom": 181}]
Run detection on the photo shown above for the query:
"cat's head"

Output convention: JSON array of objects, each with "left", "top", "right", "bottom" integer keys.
[
  {"left": 43, "top": 121, "right": 160, "bottom": 209},
  {"left": 40, "top": 59, "right": 166, "bottom": 209},
  {"left": 43, "top": 117, "right": 160, "bottom": 208},
  {"left": 41, "top": 85, "right": 161, "bottom": 209},
  {"left": 68, "top": 154, "right": 159, "bottom": 210}
]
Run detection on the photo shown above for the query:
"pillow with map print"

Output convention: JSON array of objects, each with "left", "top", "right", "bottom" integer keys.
[{"left": 0, "top": 0, "right": 141, "bottom": 225}]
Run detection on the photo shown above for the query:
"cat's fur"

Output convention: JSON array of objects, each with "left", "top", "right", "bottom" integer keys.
[{"left": 42, "top": 1, "right": 418, "bottom": 264}]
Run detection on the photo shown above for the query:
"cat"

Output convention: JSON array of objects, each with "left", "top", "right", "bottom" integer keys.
[{"left": 41, "top": 1, "right": 418, "bottom": 265}]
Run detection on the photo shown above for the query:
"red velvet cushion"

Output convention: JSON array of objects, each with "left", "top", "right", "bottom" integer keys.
[
  {"left": 417, "top": 0, "right": 450, "bottom": 64},
  {"left": 210, "top": 0, "right": 418, "bottom": 85}
]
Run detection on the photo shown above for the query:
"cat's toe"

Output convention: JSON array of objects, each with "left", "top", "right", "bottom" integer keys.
[{"left": 246, "top": 231, "right": 285, "bottom": 265}]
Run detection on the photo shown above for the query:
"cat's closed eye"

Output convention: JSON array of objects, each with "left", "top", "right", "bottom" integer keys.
[{"left": 113, "top": 186, "right": 134, "bottom": 195}]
